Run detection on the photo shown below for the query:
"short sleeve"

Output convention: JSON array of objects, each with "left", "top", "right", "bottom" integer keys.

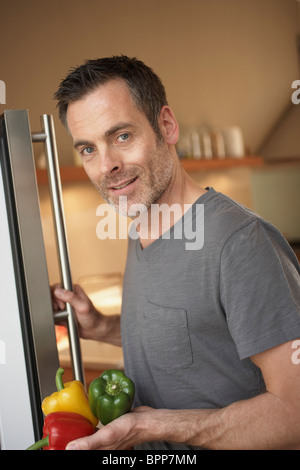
[{"left": 220, "top": 219, "right": 300, "bottom": 360}]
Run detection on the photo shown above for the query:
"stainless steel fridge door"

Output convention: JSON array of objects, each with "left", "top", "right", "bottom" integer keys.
[
  {"left": 0, "top": 110, "right": 60, "bottom": 449},
  {"left": 33, "top": 114, "right": 84, "bottom": 385}
]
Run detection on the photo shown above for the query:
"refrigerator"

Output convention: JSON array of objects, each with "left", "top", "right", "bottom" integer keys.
[{"left": 0, "top": 109, "right": 84, "bottom": 450}]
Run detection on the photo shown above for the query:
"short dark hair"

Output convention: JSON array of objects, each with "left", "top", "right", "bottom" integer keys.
[{"left": 54, "top": 55, "right": 168, "bottom": 138}]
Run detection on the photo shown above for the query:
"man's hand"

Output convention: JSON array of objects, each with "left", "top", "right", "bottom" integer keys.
[
  {"left": 65, "top": 406, "right": 214, "bottom": 450},
  {"left": 65, "top": 407, "right": 154, "bottom": 450},
  {"left": 67, "top": 340, "right": 300, "bottom": 450},
  {"left": 51, "top": 284, "right": 122, "bottom": 345}
]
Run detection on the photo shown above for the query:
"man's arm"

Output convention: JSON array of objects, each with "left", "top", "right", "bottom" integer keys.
[
  {"left": 52, "top": 285, "right": 122, "bottom": 346},
  {"left": 66, "top": 339, "right": 300, "bottom": 450},
  {"left": 180, "top": 339, "right": 300, "bottom": 449}
]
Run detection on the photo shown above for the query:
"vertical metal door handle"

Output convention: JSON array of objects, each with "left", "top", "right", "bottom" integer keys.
[{"left": 32, "top": 114, "right": 85, "bottom": 384}]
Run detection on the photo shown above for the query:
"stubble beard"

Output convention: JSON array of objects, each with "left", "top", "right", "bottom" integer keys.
[{"left": 93, "top": 142, "right": 175, "bottom": 218}]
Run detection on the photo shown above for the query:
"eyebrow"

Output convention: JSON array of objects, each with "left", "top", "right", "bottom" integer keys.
[
  {"left": 104, "top": 122, "right": 135, "bottom": 137},
  {"left": 73, "top": 122, "right": 135, "bottom": 150},
  {"left": 73, "top": 139, "right": 93, "bottom": 150}
]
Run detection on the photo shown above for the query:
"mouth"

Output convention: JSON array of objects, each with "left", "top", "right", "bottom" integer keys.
[{"left": 110, "top": 176, "right": 138, "bottom": 191}]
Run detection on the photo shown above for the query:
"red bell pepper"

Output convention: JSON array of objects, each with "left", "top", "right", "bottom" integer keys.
[{"left": 27, "top": 411, "right": 95, "bottom": 450}]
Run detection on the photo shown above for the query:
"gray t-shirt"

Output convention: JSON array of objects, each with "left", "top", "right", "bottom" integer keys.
[{"left": 120, "top": 187, "right": 300, "bottom": 450}]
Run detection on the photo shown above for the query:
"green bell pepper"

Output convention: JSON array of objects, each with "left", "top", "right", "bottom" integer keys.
[{"left": 88, "top": 369, "right": 135, "bottom": 425}]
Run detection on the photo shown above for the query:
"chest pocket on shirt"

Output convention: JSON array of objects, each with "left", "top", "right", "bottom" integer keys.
[{"left": 142, "top": 301, "right": 193, "bottom": 372}]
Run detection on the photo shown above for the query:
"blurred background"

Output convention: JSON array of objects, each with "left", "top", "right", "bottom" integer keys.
[
  {"left": 1, "top": 0, "right": 300, "bottom": 161},
  {"left": 1, "top": 0, "right": 300, "bottom": 273},
  {"left": 0, "top": 1, "right": 299, "bottom": 369}
]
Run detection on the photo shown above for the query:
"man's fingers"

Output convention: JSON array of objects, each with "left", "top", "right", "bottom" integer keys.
[
  {"left": 54, "top": 287, "right": 75, "bottom": 305},
  {"left": 53, "top": 286, "right": 91, "bottom": 315},
  {"left": 66, "top": 432, "right": 102, "bottom": 450},
  {"left": 50, "top": 283, "right": 64, "bottom": 311}
]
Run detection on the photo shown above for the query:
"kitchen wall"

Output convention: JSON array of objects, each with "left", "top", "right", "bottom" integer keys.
[
  {"left": 0, "top": 0, "right": 299, "bottom": 164},
  {"left": 1, "top": 0, "right": 300, "bottom": 282}
]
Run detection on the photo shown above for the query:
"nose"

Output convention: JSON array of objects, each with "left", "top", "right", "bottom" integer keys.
[{"left": 98, "top": 146, "right": 123, "bottom": 176}]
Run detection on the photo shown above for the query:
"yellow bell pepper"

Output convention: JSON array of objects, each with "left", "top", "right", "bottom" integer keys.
[{"left": 42, "top": 368, "right": 98, "bottom": 427}]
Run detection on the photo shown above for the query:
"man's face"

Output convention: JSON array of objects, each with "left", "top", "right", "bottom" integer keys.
[{"left": 67, "top": 79, "right": 174, "bottom": 217}]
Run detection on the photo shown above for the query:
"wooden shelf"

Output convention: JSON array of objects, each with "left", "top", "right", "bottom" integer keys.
[
  {"left": 180, "top": 156, "right": 264, "bottom": 172},
  {"left": 36, "top": 156, "right": 300, "bottom": 184},
  {"left": 36, "top": 165, "right": 88, "bottom": 184}
]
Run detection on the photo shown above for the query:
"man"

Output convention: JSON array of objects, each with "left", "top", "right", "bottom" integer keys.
[{"left": 53, "top": 56, "right": 300, "bottom": 450}]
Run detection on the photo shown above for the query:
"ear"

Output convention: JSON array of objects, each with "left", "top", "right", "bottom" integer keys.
[{"left": 158, "top": 106, "right": 179, "bottom": 145}]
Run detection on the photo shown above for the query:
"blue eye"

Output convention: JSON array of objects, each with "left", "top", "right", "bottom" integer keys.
[
  {"left": 81, "top": 146, "right": 94, "bottom": 156},
  {"left": 118, "top": 133, "right": 129, "bottom": 142}
]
